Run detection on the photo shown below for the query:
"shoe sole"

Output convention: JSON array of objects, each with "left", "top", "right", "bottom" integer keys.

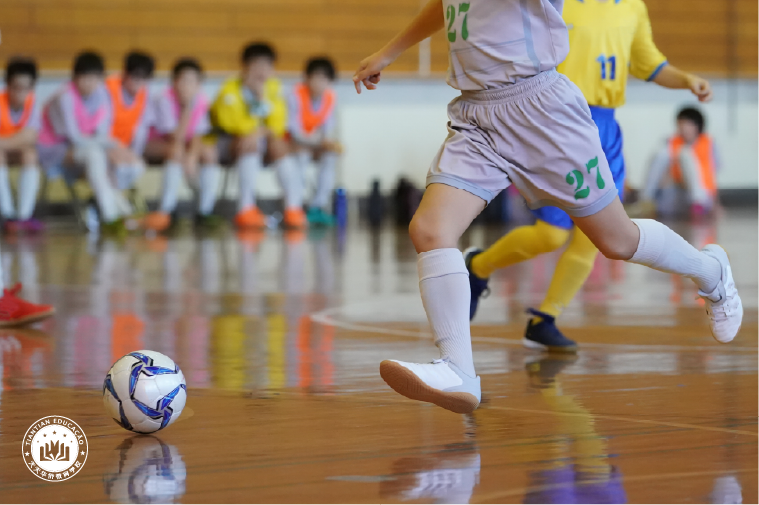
[
  {"left": 0, "top": 308, "right": 55, "bottom": 328},
  {"left": 522, "top": 338, "right": 578, "bottom": 354},
  {"left": 379, "top": 360, "right": 480, "bottom": 414}
]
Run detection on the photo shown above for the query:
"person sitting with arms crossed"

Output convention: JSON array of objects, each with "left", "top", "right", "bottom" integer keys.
[{"left": 0, "top": 57, "right": 44, "bottom": 233}]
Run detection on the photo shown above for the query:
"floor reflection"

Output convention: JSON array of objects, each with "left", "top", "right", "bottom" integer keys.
[
  {"left": 381, "top": 417, "right": 481, "bottom": 503},
  {"left": 521, "top": 356, "right": 627, "bottom": 504},
  {"left": 710, "top": 475, "right": 743, "bottom": 504},
  {"left": 102, "top": 435, "right": 186, "bottom": 504}
]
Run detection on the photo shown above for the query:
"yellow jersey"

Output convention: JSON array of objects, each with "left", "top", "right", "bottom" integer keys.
[
  {"left": 557, "top": 0, "right": 667, "bottom": 108},
  {"left": 210, "top": 77, "right": 287, "bottom": 138}
]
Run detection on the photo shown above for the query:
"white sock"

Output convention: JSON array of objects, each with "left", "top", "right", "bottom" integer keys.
[
  {"left": 112, "top": 189, "right": 133, "bottom": 217},
  {"left": 17, "top": 166, "right": 40, "bottom": 220},
  {"left": 630, "top": 219, "right": 721, "bottom": 293},
  {"left": 312, "top": 153, "right": 337, "bottom": 209},
  {"left": 276, "top": 155, "right": 303, "bottom": 209},
  {"left": 76, "top": 144, "right": 119, "bottom": 222},
  {"left": 198, "top": 164, "right": 221, "bottom": 215},
  {"left": 237, "top": 153, "right": 262, "bottom": 212},
  {"left": 117, "top": 162, "right": 144, "bottom": 191},
  {"left": 159, "top": 161, "right": 183, "bottom": 213},
  {"left": 0, "top": 165, "right": 16, "bottom": 219},
  {"left": 418, "top": 248, "right": 476, "bottom": 378}
]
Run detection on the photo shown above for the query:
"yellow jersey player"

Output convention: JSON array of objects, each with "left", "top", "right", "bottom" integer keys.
[
  {"left": 209, "top": 43, "right": 297, "bottom": 229},
  {"left": 465, "top": 0, "right": 715, "bottom": 352}
]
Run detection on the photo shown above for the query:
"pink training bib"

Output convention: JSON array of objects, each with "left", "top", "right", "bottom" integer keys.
[
  {"left": 166, "top": 88, "right": 208, "bottom": 142},
  {"left": 39, "top": 83, "right": 107, "bottom": 145}
]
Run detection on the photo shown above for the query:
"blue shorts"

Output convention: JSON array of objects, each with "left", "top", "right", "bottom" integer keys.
[{"left": 530, "top": 106, "right": 625, "bottom": 229}]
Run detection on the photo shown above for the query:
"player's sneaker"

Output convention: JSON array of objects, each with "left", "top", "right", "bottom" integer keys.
[
  {"left": 379, "top": 358, "right": 481, "bottom": 414},
  {"left": 283, "top": 207, "right": 307, "bottom": 228},
  {"left": 20, "top": 218, "right": 45, "bottom": 233},
  {"left": 463, "top": 247, "right": 490, "bottom": 321},
  {"left": 0, "top": 283, "right": 55, "bottom": 327},
  {"left": 4, "top": 219, "right": 44, "bottom": 234},
  {"left": 698, "top": 244, "right": 742, "bottom": 343},
  {"left": 195, "top": 213, "right": 224, "bottom": 230},
  {"left": 523, "top": 308, "right": 578, "bottom": 353},
  {"left": 144, "top": 211, "right": 172, "bottom": 232},
  {"left": 100, "top": 219, "right": 128, "bottom": 238},
  {"left": 235, "top": 207, "right": 266, "bottom": 229},
  {"left": 307, "top": 207, "right": 335, "bottom": 226}
]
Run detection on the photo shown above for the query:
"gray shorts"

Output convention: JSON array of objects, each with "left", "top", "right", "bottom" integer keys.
[{"left": 428, "top": 69, "right": 617, "bottom": 217}]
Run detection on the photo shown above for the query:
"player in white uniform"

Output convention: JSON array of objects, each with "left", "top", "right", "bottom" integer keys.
[{"left": 353, "top": 0, "right": 743, "bottom": 414}]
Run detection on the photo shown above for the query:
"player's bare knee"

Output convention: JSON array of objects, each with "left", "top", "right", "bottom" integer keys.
[
  {"left": 409, "top": 214, "right": 453, "bottom": 252},
  {"left": 596, "top": 239, "right": 635, "bottom": 261},
  {"left": 21, "top": 147, "right": 38, "bottom": 167},
  {"left": 267, "top": 137, "right": 289, "bottom": 160},
  {"left": 201, "top": 143, "right": 218, "bottom": 165}
]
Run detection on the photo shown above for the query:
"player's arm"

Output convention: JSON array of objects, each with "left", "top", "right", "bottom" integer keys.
[
  {"left": 629, "top": 0, "right": 712, "bottom": 103},
  {"left": 353, "top": 0, "right": 444, "bottom": 93},
  {"left": 652, "top": 65, "right": 712, "bottom": 103}
]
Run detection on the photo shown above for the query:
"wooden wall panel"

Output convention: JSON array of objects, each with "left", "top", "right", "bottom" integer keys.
[{"left": 0, "top": 0, "right": 755, "bottom": 77}]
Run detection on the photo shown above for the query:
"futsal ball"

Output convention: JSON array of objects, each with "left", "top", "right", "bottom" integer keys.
[{"left": 103, "top": 350, "right": 187, "bottom": 434}]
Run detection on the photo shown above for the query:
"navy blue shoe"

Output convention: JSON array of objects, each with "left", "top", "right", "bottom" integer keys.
[
  {"left": 523, "top": 308, "right": 578, "bottom": 353},
  {"left": 463, "top": 247, "right": 490, "bottom": 321}
]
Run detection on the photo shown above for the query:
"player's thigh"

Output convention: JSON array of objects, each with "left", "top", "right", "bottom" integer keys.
[
  {"left": 572, "top": 197, "right": 639, "bottom": 260},
  {"left": 410, "top": 182, "right": 486, "bottom": 253}
]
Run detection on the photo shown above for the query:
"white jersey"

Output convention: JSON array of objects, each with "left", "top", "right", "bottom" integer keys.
[{"left": 444, "top": 0, "right": 569, "bottom": 90}]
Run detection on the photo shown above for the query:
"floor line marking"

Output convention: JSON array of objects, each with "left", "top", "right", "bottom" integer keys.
[
  {"left": 310, "top": 310, "right": 759, "bottom": 353},
  {"left": 472, "top": 468, "right": 758, "bottom": 502},
  {"left": 487, "top": 405, "right": 758, "bottom": 436}
]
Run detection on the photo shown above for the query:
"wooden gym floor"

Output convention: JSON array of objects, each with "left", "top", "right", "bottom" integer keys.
[{"left": 0, "top": 210, "right": 756, "bottom": 503}]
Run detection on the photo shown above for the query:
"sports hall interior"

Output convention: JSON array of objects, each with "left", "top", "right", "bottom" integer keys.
[{"left": 0, "top": 0, "right": 756, "bottom": 503}]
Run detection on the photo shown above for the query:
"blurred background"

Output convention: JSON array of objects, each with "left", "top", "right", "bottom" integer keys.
[{"left": 1, "top": 0, "right": 756, "bottom": 209}]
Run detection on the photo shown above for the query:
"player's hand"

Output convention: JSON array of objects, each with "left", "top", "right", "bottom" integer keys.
[
  {"left": 321, "top": 140, "right": 343, "bottom": 154},
  {"left": 237, "top": 132, "right": 260, "bottom": 155},
  {"left": 353, "top": 52, "right": 391, "bottom": 94},
  {"left": 687, "top": 75, "right": 713, "bottom": 103}
]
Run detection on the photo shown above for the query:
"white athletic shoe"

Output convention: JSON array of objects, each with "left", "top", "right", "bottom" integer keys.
[
  {"left": 698, "top": 244, "right": 743, "bottom": 343},
  {"left": 379, "top": 358, "right": 481, "bottom": 414}
]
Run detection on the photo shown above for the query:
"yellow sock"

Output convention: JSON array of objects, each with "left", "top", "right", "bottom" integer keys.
[
  {"left": 538, "top": 227, "right": 598, "bottom": 318},
  {"left": 470, "top": 220, "right": 570, "bottom": 279}
]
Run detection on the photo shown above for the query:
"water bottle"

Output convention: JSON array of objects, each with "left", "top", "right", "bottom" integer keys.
[{"left": 334, "top": 188, "right": 348, "bottom": 228}]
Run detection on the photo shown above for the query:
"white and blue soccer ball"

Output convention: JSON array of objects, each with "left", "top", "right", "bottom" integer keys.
[{"left": 103, "top": 350, "right": 187, "bottom": 434}]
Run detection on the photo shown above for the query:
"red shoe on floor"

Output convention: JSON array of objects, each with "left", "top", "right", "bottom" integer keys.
[{"left": 0, "top": 283, "right": 55, "bottom": 327}]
